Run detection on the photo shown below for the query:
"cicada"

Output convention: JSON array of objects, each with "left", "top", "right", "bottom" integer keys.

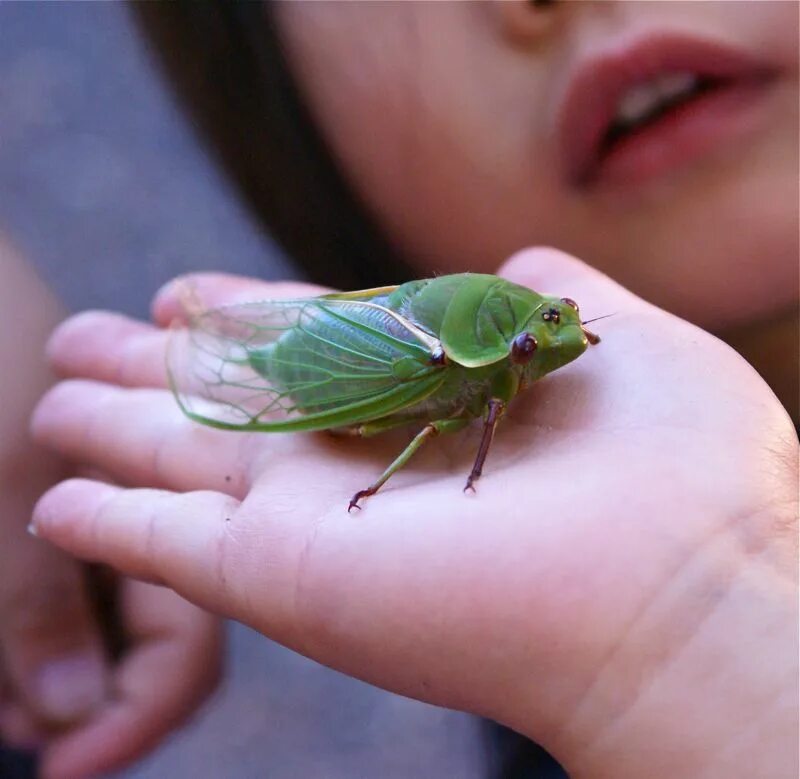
[{"left": 168, "top": 273, "right": 600, "bottom": 510}]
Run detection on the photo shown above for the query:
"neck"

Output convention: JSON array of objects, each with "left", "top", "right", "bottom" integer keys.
[{"left": 721, "top": 307, "right": 799, "bottom": 425}]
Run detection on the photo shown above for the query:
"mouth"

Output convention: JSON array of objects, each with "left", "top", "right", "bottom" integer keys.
[
  {"left": 581, "top": 327, "right": 600, "bottom": 346},
  {"left": 557, "top": 34, "right": 779, "bottom": 188}
]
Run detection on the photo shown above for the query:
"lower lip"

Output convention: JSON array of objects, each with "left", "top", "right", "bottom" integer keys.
[{"left": 585, "top": 76, "right": 776, "bottom": 189}]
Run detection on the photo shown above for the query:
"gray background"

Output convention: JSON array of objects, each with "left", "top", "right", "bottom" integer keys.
[
  {"left": 0, "top": 1, "right": 294, "bottom": 317},
  {"left": 0, "top": 4, "right": 491, "bottom": 777}
]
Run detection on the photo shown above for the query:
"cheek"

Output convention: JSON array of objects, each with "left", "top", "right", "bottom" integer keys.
[{"left": 274, "top": 2, "right": 561, "bottom": 276}]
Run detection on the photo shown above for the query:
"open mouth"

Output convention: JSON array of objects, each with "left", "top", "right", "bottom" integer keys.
[
  {"left": 557, "top": 34, "right": 778, "bottom": 188},
  {"left": 601, "top": 72, "right": 723, "bottom": 152}
]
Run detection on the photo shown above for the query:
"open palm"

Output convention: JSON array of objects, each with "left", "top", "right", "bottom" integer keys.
[{"left": 31, "top": 249, "right": 798, "bottom": 778}]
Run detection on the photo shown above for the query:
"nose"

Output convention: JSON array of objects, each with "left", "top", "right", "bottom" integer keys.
[{"left": 494, "top": 0, "right": 562, "bottom": 44}]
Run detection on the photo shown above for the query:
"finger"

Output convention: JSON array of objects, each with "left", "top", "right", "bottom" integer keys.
[
  {"left": 498, "top": 247, "right": 646, "bottom": 319},
  {"left": 152, "top": 273, "right": 329, "bottom": 327},
  {"left": 31, "top": 477, "right": 317, "bottom": 650},
  {"left": 45, "top": 304, "right": 290, "bottom": 394},
  {"left": 31, "top": 381, "right": 252, "bottom": 495},
  {"left": 47, "top": 312, "right": 169, "bottom": 388},
  {"left": 39, "top": 582, "right": 221, "bottom": 779},
  {"left": 47, "top": 277, "right": 331, "bottom": 389},
  {"left": 30, "top": 480, "right": 259, "bottom": 624}
]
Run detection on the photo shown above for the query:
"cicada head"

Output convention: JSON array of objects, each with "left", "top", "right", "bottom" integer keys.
[{"left": 511, "top": 295, "right": 597, "bottom": 381}]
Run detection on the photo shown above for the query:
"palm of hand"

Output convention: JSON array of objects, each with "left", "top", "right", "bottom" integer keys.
[{"left": 31, "top": 251, "right": 798, "bottom": 776}]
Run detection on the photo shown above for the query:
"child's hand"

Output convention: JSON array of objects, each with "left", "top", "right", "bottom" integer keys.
[{"left": 30, "top": 249, "right": 798, "bottom": 779}]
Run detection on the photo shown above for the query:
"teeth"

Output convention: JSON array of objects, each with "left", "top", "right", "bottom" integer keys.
[
  {"left": 615, "top": 72, "right": 699, "bottom": 126},
  {"left": 656, "top": 72, "right": 698, "bottom": 102},
  {"left": 616, "top": 82, "right": 664, "bottom": 125}
]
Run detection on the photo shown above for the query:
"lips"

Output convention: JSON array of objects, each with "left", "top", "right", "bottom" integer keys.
[{"left": 557, "top": 34, "right": 778, "bottom": 188}]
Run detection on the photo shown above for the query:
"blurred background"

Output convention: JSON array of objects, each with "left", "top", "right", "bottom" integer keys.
[
  {"left": 0, "top": 4, "right": 495, "bottom": 778},
  {"left": 0, "top": 3, "right": 293, "bottom": 317}
]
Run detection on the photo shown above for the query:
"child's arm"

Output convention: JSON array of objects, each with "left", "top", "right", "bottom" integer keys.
[
  {"left": 0, "top": 240, "right": 221, "bottom": 779},
  {"left": 30, "top": 248, "right": 798, "bottom": 779}
]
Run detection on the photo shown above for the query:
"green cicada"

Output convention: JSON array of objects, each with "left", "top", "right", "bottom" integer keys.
[{"left": 168, "top": 273, "right": 600, "bottom": 510}]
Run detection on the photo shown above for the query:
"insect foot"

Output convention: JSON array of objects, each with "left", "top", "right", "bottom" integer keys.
[
  {"left": 463, "top": 477, "right": 479, "bottom": 494},
  {"left": 348, "top": 488, "right": 376, "bottom": 513}
]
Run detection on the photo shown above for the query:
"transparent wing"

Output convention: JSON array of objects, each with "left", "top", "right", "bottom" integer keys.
[{"left": 167, "top": 297, "right": 444, "bottom": 432}]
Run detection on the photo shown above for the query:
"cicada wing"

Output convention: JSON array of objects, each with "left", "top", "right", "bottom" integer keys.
[
  {"left": 167, "top": 297, "right": 443, "bottom": 432},
  {"left": 167, "top": 300, "right": 319, "bottom": 429}
]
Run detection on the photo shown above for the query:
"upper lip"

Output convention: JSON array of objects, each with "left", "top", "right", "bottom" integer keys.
[{"left": 555, "top": 33, "right": 777, "bottom": 186}]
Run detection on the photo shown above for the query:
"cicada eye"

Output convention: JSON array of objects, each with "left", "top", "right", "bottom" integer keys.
[
  {"left": 560, "top": 297, "right": 579, "bottom": 312},
  {"left": 510, "top": 332, "right": 538, "bottom": 365}
]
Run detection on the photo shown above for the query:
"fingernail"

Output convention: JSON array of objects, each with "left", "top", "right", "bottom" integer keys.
[
  {"left": 32, "top": 479, "right": 119, "bottom": 539},
  {"left": 35, "top": 653, "right": 106, "bottom": 722}
]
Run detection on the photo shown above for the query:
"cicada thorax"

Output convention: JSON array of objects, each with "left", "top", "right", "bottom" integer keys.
[
  {"left": 390, "top": 274, "right": 547, "bottom": 368},
  {"left": 386, "top": 276, "right": 593, "bottom": 407}
]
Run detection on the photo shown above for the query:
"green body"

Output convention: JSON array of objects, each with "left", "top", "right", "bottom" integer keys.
[{"left": 170, "top": 273, "right": 594, "bottom": 504}]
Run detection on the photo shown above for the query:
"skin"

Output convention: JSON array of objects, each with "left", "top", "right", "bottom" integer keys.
[
  {"left": 272, "top": 0, "right": 799, "bottom": 417},
  {"left": 0, "top": 242, "right": 221, "bottom": 779},
  {"left": 30, "top": 249, "right": 798, "bottom": 778}
]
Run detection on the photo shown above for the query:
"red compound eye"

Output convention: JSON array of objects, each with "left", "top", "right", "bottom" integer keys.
[
  {"left": 510, "top": 333, "right": 538, "bottom": 365},
  {"left": 560, "top": 297, "right": 579, "bottom": 312}
]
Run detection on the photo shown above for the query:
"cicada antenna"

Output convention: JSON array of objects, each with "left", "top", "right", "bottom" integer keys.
[
  {"left": 580, "top": 312, "right": 615, "bottom": 346},
  {"left": 581, "top": 312, "right": 616, "bottom": 326}
]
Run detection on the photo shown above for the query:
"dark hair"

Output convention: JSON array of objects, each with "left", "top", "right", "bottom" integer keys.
[{"left": 132, "top": 1, "right": 411, "bottom": 289}]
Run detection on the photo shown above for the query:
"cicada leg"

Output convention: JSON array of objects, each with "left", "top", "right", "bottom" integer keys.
[
  {"left": 463, "top": 399, "right": 505, "bottom": 493},
  {"left": 348, "top": 416, "right": 470, "bottom": 512},
  {"left": 331, "top": 415, "right": 416, "bottom": 439}
]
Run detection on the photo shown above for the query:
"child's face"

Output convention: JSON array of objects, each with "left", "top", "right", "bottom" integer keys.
[{"left": 274, "top": 1, "right": 798, "bottom": 332}]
